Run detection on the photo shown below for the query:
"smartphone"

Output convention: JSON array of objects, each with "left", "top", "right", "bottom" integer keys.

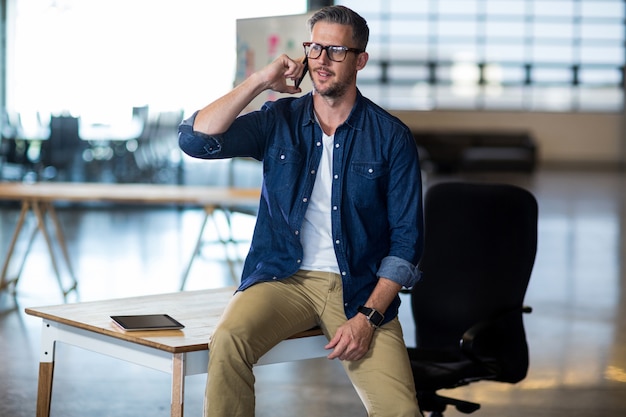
[{"left": 295, "top": 57, "right": 309, "bottom": 88}]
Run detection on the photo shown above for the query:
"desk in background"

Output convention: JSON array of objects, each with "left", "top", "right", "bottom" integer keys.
[{"left": 0, "top": 182, "right": 260, "bottom": 298}]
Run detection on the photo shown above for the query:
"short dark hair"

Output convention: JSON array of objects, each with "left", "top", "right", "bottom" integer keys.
[{"left": 307, "top": 5, "right": 369, "bottom": 51}]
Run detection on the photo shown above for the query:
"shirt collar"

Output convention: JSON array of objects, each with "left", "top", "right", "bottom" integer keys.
[{"left": 302, "top": 89, "right": 365, "bottom": 132}]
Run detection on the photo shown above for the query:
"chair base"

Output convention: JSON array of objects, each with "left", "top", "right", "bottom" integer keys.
[{"left": 418, "top": 391, "right": 481, "bottom": 416}]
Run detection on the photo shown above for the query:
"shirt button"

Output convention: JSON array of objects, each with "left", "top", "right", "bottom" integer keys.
[
  {"left": 368, "top": 168, "right": 374, "bottom": 173},
  {"left": 335, "top": 239, "right": 340, "bottom": 244},
  {"left": 295, "top": 230, "right": 299, "bottom": 235},
  {"left": 335, "top": 143, "right": 340, "bottom": 148},
  {"left": 280, "top": 154, "right": 286, "bottom": 160},
  {"left": 272, "top": 276, "right": 278, "bottom": 280},
  {"left": 332, "top": 206, "right": 338, "bottom": 210},
  {"left": 341, "top": 271, "right": 347, "bottom": 276},
  {"left": 303, "top": 197, "right": 308, "bottom": 202},
  {"left": 311, "top": 170, "right": 316, "bottom": 175},
  {"left": 297, "top": 259, "right": 301, "bottom": 263},
  {"left": 316, "top": 142, "right": 322, "bottom": 146},
  {"left": 334, "top": 174, "right": 339, "bottom": 179}
]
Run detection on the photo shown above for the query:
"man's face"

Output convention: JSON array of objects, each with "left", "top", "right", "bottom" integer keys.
[{"left": 308, "top": 22, "right": 365, "bottom": 99}]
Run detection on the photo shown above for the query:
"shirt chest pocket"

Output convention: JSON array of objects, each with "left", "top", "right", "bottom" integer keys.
[
  {"left": 264, "top": 146, "right": 304, "bottom": 191},
  {"left": 349, "top": 162, "right": 389, "bottom": 207}
]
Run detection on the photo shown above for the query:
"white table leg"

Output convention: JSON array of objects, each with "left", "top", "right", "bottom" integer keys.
[{"left": 36, "top": 321, "right": 57, "bottom": 417}]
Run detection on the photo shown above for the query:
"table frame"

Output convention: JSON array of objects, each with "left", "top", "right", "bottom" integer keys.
[
  {"left": 0, "top": 182, "right": 260, "bottom": 298},
  {"left": 26, "top": 288, "right": 327, "bottom": 417},
  {"left": 36, "top": 320, "right": 327, "bottom": 417},
  {"left": 1, "top": 200, "right": 79, "bottom": 298}
]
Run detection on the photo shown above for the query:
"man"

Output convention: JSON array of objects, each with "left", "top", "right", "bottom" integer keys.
[{"left": 178, "top": 5, "right": 423, "bottom": 417}]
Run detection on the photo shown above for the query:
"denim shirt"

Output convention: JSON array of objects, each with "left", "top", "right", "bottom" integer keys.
[{"left": 178, "top": 90, "right": 423, "bottom": 324}]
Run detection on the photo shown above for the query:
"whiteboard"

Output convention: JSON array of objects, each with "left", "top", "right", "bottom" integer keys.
[{"left": 236, "top": 12, "right": 314, "bottom": 112}]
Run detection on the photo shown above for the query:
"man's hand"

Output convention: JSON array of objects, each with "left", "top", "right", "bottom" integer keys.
[
  {"left": 194, "top": 53, "right": 307, "bottom": 135},
  {"left": 325, "top": 313, "right": 375, "bottom": 361},
  {"left": 259, "top": 54, "right": 307, "bottom": 94}
]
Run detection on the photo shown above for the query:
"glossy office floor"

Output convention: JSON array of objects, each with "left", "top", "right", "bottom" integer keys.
[{"left": 1, "top": 167, "right": 626, "bottom": 417}]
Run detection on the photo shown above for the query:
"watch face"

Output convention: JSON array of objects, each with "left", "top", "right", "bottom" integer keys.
[{"left": 370, "top": 310, "right": 384, "bottom": 326}]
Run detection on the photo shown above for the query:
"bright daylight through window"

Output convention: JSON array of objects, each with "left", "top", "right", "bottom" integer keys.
[
  {"left": 338, "top": 0, "right": 625, "bottom": 112},
  {"left": 7, "top": 0, "right": 307, "bottom": 134}
]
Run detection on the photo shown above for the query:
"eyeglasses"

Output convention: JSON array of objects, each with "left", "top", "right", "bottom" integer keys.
[{"left": 303, "top": 42, "right": 364, "bottom": 62}]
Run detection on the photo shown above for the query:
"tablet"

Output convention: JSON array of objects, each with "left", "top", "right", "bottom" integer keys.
[{"left": 111, "top": 314, "right": 185, "bottom": 331}]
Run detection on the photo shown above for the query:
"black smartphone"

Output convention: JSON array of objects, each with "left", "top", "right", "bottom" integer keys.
[{"left": 295, "top": 57, "right": 309, "bottom": 88}]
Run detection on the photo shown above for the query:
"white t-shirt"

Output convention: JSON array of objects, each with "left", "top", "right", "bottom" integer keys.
[{"left": 300, "top": 130, "right": 340, "bottom": 273}]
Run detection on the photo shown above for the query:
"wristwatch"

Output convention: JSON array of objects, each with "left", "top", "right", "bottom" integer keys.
[{"left": 357, "top": 305, "right": 385, "bottom": 328}]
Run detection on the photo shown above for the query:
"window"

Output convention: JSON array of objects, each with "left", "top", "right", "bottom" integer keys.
[
  {"left": 7, "top": 0, "right": 307, "bottom": 126},
  {"left": 338, "top": 0, "right": 625, "bottom": 112}
]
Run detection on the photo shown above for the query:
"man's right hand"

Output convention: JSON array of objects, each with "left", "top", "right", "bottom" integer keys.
[
  {"left": 258, "top": 54, "right": 308, "bottom": 94},
  {"left": 194, "top": 54, "right": 306, "bottom": 136}
]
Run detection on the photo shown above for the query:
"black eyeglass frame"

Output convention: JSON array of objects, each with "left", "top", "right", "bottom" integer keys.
[{"left": 302, "top": 42, "right": 364, "bottom": 62}]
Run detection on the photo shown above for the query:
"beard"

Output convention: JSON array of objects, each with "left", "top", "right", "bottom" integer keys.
[{"left": 312, "top": 67, "right": 351, "bottom": 99}]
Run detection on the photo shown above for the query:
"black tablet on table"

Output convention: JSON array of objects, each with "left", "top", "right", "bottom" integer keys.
[{"left": 111, "top": 314, "right": 185, "bottom": 331}]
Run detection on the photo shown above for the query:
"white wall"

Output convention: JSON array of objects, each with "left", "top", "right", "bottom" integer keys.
[{"left": 391, "top": 110, "right": 624, "bottom": 167}]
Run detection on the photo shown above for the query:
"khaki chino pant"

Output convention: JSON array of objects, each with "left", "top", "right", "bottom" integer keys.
[{"left": 204, "top": 270, "right": 421, "bottom": 417}]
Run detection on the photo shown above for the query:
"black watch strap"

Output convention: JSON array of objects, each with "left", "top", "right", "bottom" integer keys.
[{"left": 357, "top": 305, "right": 385, "bottom": 328}]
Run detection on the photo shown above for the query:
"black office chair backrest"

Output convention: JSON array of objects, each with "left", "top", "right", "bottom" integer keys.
[
  {"left": 42, "top": 115, "right": 83, "bottom": 168},
  {"left": 412, "top": 181, "right": 538, "bottom": 383}
]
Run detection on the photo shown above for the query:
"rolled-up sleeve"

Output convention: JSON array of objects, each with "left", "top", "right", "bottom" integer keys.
[
  {"left": 178, "top": 111, "right": 223, "bottom": 158},
  {"left": 377, "top": 255, "right": 422, "bottom": 288}
]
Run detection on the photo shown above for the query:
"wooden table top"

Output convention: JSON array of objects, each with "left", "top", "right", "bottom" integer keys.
[
  {"left": 0, "top": 182, "right": 260, "bottom": 206},
  {"left": 25, "top": 288, "right": 323, "bottom": 354},
  {"left": 25, "top": 288, "right": 237, "bottom": 353}
]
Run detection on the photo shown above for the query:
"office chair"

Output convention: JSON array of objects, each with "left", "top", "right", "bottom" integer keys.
[
  {"left": 41, "top": 115, "right": 85, "bottom": 180},
  {"left": 407, "top": 181, "right": 538, "bottom": 416}
]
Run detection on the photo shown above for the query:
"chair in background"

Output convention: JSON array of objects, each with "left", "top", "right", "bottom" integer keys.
[
  {"left": 0, "top": 110, "right": 27, "bottom": 180},
  {"left": 407, "top": 181, "right": 538, "bottom": 416},
  {"left": 40, "top": 115, "right": 86, "bottom": 181},
  {"left": 131, "top": 109, "right": 184, "bottom": 184},
  {"left": 1, "top": 110, "right": 49, "bottom": 180}
]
